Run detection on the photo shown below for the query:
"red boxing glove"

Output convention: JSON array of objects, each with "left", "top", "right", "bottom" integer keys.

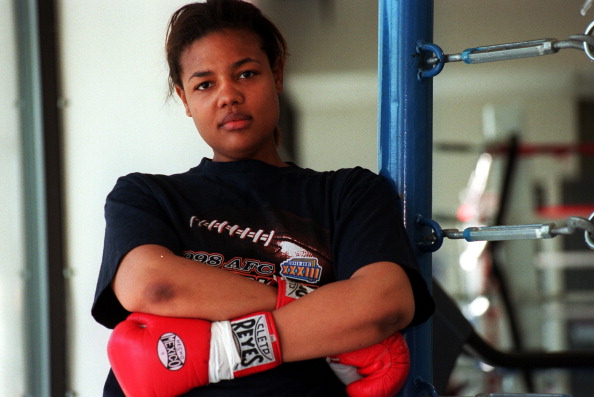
[
  {"left": 273, "top": 275, "right": 315, "bottom": 308},
  {"left": 328, "top": 332, "right": 410, "bottom": 397},
  {"left": 107, "top": 311, "right": 282, "bottom": 397},
  {"left": 274, "top": 276, "right": 409, "bottom": 396}
]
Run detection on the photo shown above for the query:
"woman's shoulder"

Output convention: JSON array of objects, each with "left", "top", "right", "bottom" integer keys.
[
  {"left": 108, "top": 165, "right": 200, "bottom": 198},
  {"left": 317, "top": 166, "right": 389, "bottom": 187},
  {"left": 112, "top": 170, "right": 180, "bottom": 187},
  {"left": 298, "top": 164, "right": 378, "bottom": 179}
]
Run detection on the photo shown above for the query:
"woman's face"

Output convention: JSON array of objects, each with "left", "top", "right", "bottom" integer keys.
[{"left": 176, "top": 29, "right": 284, "bottom": 164}]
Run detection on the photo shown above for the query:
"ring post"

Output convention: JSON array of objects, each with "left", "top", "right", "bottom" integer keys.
[{"left": 378, "top": 0, "right": 435, "bottom": 395}]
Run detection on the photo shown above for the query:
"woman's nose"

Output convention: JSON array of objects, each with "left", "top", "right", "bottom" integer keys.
[{"left": 217, "top": 81, "right": 244, "bottom": 108}]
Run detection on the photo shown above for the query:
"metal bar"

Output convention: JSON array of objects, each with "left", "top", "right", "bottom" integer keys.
[
  {"left": 581, "top": 0, "right": 593, "bottom": 16},
  {"left": 424, "top": 34, "right": 594, "bottom": 69},
  {"left": 440, "top": 217, "right": 594, "bottom": 247},
  {"left": 444, "top": 224, "right": 556, "bottom": 242},
  {"left": 460, "top": 39, "right": 557, "bottom": 64},
  {"left": 36, "top": 0, "right": 69, "bottom": 394},
  {"left": 425, "top": 39, "right": 558, "bottom": 65},
  {"left": 467, "top": 330, "right": 594, "bottom": 370},
  {"left": 15, "top": 0, "right": 52, "bottom": 396},
  {"left": 378, "top": 0, "right": 434, "bottom": 395}
]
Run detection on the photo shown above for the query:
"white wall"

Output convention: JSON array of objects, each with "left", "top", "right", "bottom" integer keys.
[
  {"left": 58, "top": 0, "right": 594, "bottom": 395},
  {"left": 58, "top": 1, "right": 211, "bottom": 394},
  {"left": 260, "top": 0, "right": 380, "bottom": 171}
]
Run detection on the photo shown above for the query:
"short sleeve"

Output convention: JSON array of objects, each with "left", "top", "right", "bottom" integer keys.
[
  {"left": 331, "top": 169, "right": 434, "bottom": 327},
  {"left": 92, "top": 175, "right": 183, "bottom": 328}
]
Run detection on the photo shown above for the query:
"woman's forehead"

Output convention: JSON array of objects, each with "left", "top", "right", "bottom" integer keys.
[{"left": 180, "top": 29, "right": 266, "bottom": 68}]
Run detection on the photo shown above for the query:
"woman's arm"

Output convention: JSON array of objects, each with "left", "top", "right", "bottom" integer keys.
[
  {"left": 112, "top": 244, "right": 277, "bottom": 321},
  {"left": 274, "top": 261, "right": 414, "bottom": 361},
  {"left": 112, "top": 244, "right": 415, "bottom": 361}
]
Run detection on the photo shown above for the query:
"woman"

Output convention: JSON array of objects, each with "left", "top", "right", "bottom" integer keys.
[{"left": 92, "top": 1, "right": 434, "bottom": 396}]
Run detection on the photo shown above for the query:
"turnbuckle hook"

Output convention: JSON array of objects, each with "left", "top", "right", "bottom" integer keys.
[
  {"left": 417, "top": 41, "right": 445, "bottom": 79},
  {"left": 417, "top": 215, "right": 444, "bottom": 252},
  {"left": 587, "top": 212, "right": 594, "bottom": 249},
  {"left": 584, "top": 20, "right": 594, "bottom": 60}
]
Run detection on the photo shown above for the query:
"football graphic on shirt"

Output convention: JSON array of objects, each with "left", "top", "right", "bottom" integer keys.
[{"left": 188, "top": 207, "right": 332, "bottom": 285}]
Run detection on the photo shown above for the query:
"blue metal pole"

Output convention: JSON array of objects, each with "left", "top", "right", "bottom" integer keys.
[{"left": 378, "top": 0, "right": 434, "bottom": 395}]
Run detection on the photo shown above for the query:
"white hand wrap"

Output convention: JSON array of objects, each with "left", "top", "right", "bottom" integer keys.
[
  {"left": 208, "top": 320, "right": 240, "bottom": 383},
  {"left": 326, "top": 357, "right": 363, "bottom": 385}
]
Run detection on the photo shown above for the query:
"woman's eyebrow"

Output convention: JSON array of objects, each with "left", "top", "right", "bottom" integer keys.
[
  {"left": 186, "top": 57, "right": 261, "bottom": 83},
  {"left": 187, "top": 70, "right": 212, "bottom": 83},
  {"left": 233, "top": 57, "right": 260, "bottom": 68}
]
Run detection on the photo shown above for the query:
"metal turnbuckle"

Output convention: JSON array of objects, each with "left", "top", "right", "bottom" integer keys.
[
  {"left": 445, "top": 38, "right": 559, "bottom": 64},
  {"left": 419, "top": 22, "right": 594, "bottom": 78},
  {"left": 419, "top": 215, "right": 594, "bottom": 251}
]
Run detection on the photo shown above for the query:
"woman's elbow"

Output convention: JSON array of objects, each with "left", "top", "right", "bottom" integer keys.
[
  {"left": 352, "top": 261, "right": 417, "bottom": 336},
  {"left": 375, "top": 282, "right": 416, "bottom": 336},
  {"left": 113, "top": 273, "right": 178, "bottom": 314},
  {"left": 387, "top": 293, "right": 415, "bottom": 332}
]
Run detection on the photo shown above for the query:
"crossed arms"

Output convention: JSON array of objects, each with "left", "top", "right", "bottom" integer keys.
[{"left": 112, "top": 244, "right": 415, "bottom": 362}]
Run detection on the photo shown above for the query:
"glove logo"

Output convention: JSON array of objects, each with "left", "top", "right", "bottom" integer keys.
[
  {"left": 157, "top": 332, "right": 186, "bottom": 371},
  {"left": 285, "top": 278, "right": 315, "bottom": 299},
  {"left": 232, "top": 315, "right": 274, "bottom": 370}
]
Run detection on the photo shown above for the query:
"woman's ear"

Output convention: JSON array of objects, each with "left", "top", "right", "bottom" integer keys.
[{"left": 175, "top": 85, "right": 192, "bottom": 117}]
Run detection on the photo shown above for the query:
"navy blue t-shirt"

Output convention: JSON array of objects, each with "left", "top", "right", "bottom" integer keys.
[{"left": 93, "top": 158, "right": 434, "bottom": 396}]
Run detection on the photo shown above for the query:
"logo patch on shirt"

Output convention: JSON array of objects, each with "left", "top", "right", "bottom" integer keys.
[{"left": 280, "top": 258, "right": 322, "bottom": 284}]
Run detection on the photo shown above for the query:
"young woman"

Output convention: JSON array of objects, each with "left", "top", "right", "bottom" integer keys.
[{"left": 92, "top": 1, "right": 434, "bottom": 396}]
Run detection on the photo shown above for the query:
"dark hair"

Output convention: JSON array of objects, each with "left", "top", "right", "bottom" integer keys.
[{"left": 166, "top": 0, "right": 288, "bottom": 96}]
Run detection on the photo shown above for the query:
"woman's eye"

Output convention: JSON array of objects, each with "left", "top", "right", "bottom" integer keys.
[
  {"left": 239, "top": 70, "right": 257, "bottom": 79},
  {"left": 196, "top": 81, "right": 212, "bottom": 91}
]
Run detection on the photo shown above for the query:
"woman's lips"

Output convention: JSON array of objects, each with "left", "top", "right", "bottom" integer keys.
[{"left": 219, "top": 113, "right": 252, "bottom": 131}]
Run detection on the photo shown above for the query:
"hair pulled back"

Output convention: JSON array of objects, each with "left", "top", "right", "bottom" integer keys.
[{"left": 166, "top": 0, "right": 288, "bottom": 95}]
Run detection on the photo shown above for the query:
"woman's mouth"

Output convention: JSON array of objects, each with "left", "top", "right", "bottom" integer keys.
[{"left": 219, "top": 113, "right": 252, "bottom": 131}]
